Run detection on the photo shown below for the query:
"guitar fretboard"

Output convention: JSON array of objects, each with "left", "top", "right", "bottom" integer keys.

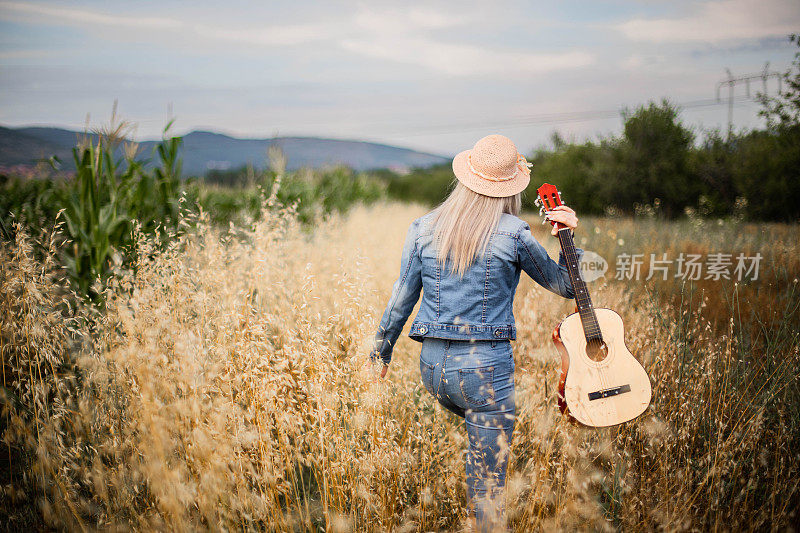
[{"left": 557, "top": 227, "right": 602, "bottom": 342}]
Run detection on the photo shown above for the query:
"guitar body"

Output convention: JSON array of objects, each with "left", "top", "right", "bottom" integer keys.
[{"left": 552, "top": 308, "right": 651, "bottom": 427}]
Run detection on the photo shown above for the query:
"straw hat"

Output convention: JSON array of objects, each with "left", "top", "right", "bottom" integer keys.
[{"left": 452, "top": 134, "right": 532, "bottom": 198}]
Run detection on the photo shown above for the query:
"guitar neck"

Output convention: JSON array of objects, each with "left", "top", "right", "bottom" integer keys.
[{"left": 556, "top": 227, "right": 602, "bottom": 342}]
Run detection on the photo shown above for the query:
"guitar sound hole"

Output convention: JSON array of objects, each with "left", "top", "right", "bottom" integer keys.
[{"left": 585, "top": 339, "right": 608, "bottom": 362}]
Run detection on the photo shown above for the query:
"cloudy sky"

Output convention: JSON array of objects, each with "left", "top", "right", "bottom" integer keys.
[{"left": 0, "top": 0, "right": 798, "bottom": 156}]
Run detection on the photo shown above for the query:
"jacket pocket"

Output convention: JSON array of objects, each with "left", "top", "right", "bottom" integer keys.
[{"left": 458, "top": 366, "right": 495, "bottom": 406}]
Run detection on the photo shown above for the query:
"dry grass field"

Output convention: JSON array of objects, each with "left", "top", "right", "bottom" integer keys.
[{"left": 2, "top": 200, "right": 799, "bottom": 531}]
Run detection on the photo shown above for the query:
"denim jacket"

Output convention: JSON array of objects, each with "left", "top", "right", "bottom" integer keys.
[{"left": 370, "top": 211, "right": 583, "bottom": 364}]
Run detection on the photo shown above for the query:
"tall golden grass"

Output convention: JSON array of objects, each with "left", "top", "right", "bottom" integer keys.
[{"left": 2, "top": 199, "right": 798, "bottom": 531}]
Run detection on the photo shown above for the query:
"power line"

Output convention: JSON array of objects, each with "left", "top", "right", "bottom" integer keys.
[
  {"left": 386, "top": 95, "right": 758, "bottom": 138},
  {"left": 88, "top": 92, "right": 764, "bottom": 141}
]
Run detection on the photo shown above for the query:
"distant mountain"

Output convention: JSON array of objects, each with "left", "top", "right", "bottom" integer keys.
[{"left": 0, "top": 125, "right": 449, "bottom": 175}]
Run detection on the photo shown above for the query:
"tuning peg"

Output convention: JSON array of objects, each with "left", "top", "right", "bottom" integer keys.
[{"left": 534, "top": 197, "right": 541, "bottom": 207}]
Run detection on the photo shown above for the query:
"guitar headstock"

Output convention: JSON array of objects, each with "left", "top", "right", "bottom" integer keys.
[{"left": 534, "top": 183, "right": 566, "bottom": 229}]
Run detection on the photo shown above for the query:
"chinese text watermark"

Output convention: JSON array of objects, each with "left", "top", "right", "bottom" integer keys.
[{"left": 613, "top": 252, "right": 762, "bottom": 281}]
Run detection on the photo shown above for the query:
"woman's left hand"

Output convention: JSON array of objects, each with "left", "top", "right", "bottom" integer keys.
[
  {"left": 547, "top": 205, "right": 578, "bottom": 236},
  {"left": 363, "top": 358, "right": 390, "bottom": 380}
]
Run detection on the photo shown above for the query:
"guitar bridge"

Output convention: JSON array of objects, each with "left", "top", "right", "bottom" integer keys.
[{"left": 588, "top": 384, "right": 631, "bottom": 401}]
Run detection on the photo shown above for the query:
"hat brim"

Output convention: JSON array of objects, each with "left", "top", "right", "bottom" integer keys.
[{"left": 452, "top": 149, "right": 530, "bottom": 198}]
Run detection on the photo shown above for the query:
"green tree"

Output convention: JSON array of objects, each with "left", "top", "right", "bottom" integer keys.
[
  {"left": 737, "top": 33, "right": 800, "bottom": 221},
  {"left": 729, "top": 129, "right": 800, "bottom": 221},
  {"left": 379, "top": 164, "right": 455, "bottom": 206},
  {"left": 616, "top": 100, "right": 697, "bottom": 217},
  {"left": 759, "top": 34, "right": 800, "bottom": 130},
  {"left": 528, "top": 139, "right": 619, "bottom": 216},
  {"left": 687, "top": 130, "right": 737, "bottom": 217}
]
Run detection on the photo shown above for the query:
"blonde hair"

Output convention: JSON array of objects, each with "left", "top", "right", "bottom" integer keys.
[{"left": 432, "top": 180, "right": 521, "bottom": 277}]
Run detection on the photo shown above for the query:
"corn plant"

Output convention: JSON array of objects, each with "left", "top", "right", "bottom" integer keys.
[
  {"left": 59, "top": 120, "right": 184, "bottom": 299},
  {"left": 129, "top": 119, "right": 182, "bottom": 230}
]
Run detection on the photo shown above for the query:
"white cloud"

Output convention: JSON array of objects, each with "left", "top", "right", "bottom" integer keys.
[
  {"left": 193, "top": 23, "right": 334, "bottom": 47},
  {"left": 615, "top": 0, "right": 800, "bottom": 43},
  {"left": 0, "top": 1, "right": 182, "bottom": 30},
  {"left": 0, "top": 1, "right": 595, "bottom": 76},
  {"left": 0, "top": 1, "right": 333, "bottom": 47},
  {"left": 351, "top": 4, "right": 476, "bottom": 32},
  {"left": 340, "top": 36, "right": 594, "bottom": 75},
  {"left": 339, "top": 4, "right": 594, "bottom": 76},
  {"left": 0, "top": 48, "right": 51, "bottom": 59},
  {"left": 619, "top": 53, "right": 676, "bottom": 72}
]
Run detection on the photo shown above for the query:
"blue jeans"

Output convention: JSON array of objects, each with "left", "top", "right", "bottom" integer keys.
[{"left": 419, "top": 338, "right": 516, "bottom": 531}]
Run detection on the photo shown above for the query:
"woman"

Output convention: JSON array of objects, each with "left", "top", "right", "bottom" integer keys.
[{"left": 369, "top": 134, "right": 580, "bottom": 531}]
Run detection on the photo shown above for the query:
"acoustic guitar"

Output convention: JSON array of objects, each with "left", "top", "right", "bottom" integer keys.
[{"left": 535, "top": 183, "right": 651, "bottom": 427}]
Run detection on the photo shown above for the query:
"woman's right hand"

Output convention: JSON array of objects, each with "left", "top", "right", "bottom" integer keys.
[{"left": 546, "top": 205, "right": 578, "bottom": 236}]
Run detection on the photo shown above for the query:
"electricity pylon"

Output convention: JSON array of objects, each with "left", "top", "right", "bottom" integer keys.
[{"left": 717, "top": 63, "right": 782, "bottom": 138}]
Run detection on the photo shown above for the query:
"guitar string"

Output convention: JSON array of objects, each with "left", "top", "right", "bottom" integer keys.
[
  {"left": 563, "top": 227, "right": 614, "bottom": 413},
  {"left": 561, "top": 223, "right": 615, "bottom": 412},
  {"left": 561, "top": 234, "right": 600, "bottom": 338},
  {"left": 556, "top": 223, "right": 611, "bottom": 396},
  {"left": 564, "top": 231, "right": 611, "bottom": 415},
  {"left": 557, "top": 227, "right": 602, "bottom": 341},
  {"left": 562, "top": 219, "right": 619, "bottom": 421},
  {"left": 548, "top": 199, "right": 616, "bottom": 415}
]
